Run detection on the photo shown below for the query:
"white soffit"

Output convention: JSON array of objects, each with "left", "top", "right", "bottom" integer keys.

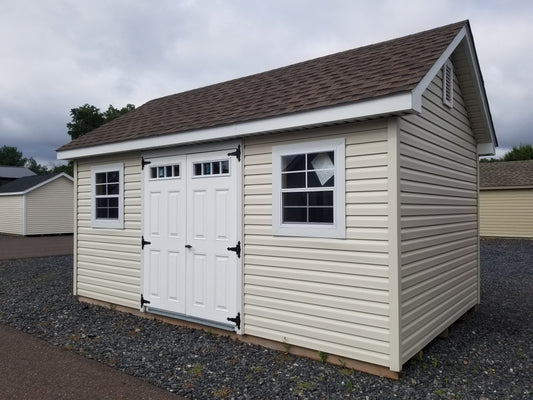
[{"left": 57, "top": 92, "right": 415, "bottom": 160}]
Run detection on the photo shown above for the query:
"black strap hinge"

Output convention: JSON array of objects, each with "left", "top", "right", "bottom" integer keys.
[
  {"left": 227, "top": 312, "right": 241, "bottom": 330},
  {"left": 141, "top": 294, "right": 151, "bottom": 307},
  {"left": 227, "top": 241, "right": 241, "bottom": 258},
  {"left": 141, "top": 157, "right": 152, "bottom": 170},
  {"left": 227, "top": 145, "right": 241, "bottom": 162},
  {"left": 141, "top": 236, "right": 151, "bottom": 249}
]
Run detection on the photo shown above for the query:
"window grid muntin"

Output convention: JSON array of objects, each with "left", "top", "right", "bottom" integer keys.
[
  {"left": 94, "top": 170, "right": 121, "bottom": 221},
  {"left": 150, "top": 164, "right": 180, "bottom": 180},
  {"left": 280, "top": 151, "right": 335, "bottom": 224},
  {"left": 193, "top": 159, "right": 230, "bottom": 177}
]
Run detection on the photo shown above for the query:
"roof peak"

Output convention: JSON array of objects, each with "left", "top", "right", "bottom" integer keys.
[{"left": 58, "top": 21, "right": 473, "bottom": 157}]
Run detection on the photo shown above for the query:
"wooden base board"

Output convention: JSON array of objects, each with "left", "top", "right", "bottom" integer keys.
[{"left": 76, "top": 296, "right": 401, "bottom": 380}]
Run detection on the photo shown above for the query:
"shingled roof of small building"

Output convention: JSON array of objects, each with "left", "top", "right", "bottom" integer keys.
[
  {"left": 479, "top": 160, "right": 533, "bottom": 188},
  {"left": 0, "top": 173, "right": 71, "bottom": 194},
  {"left": 58, "top": 21, "right": 469, "bottom": 153}
]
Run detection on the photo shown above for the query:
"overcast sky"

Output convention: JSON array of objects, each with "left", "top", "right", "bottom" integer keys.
[{"left": 1, "top": 0, "right": 532, "bottom": 166}]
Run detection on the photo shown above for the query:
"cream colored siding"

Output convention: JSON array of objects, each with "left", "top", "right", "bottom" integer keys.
[
  {"left": 75, "top": 153, "right": 142, "bottom": 308},
  {"left": 399, "top": 68, "right": 479, "bottom": 363},
  {"left": 243, "top": 121, "right": 393, "bottom": 367},
  {"left": 480, "top": 189, "right": 533, "bottom": 237},
  {"left": 0, "top": 196, "right": 24, "bottom": 235},
  {"left": 25, "top": 176, "right": 73, "bottom": 235}
]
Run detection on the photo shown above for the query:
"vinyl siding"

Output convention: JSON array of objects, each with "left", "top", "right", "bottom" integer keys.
[
  {"left": 25, "top": 176, "right": 74, "bottom": 235},
  {"left": 479, "top": 188, "right": 533, "bottom": 237},
  {"left": 243, "top": 121, "right": 393, "bottom": 367},
  {"left": 75, "top": 153, "right": 142, "bottom": 308},
  {"left": 0, "top": 195, "right": 24, "bottom": 235},
  {"left": 399, "top": 67, "right": 479, "bottom": 363}
]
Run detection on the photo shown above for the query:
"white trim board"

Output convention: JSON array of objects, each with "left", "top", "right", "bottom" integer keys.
[{"left": 57, "top": 93, "right": 415, "bottom": 160}]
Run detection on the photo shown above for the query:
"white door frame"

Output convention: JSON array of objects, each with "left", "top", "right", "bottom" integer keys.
[{"left": 141, "top": 140, "right": 243, "bottom": 333}]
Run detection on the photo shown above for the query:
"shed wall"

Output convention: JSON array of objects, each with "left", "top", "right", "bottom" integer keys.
[
  {"left": 243, "top": 121, "right": 393, "bottom": 367},
  {"left": 25, "top": 176, "right": 74, "bottom": 235},
  {"left": 0, "top": 195, "right": 24, "bottom": 235},
  {"left": 479, "top": 188, "right": 533, "bottom": 238},
  {"left": 399, "top": 67, "right": 479, "bottom": 363},
  {"left": 75, "top": 153, "right": 142, "bottom": 308}
]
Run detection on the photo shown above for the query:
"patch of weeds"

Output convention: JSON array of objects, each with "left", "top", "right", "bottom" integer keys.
[
  {"left": 188, "top": 363, "right": 204, "bottom": 378},
  {"left": 436, "top": 388, "right": 444, "bottom": 397},
  {"left": 318, "top": 350, "right": 328, "bottom": 363},
  {"left": 252, "top": 366, "right": 264, "bottom": 373},
  {"left": 344, "top": 378, "right": 354, "bottom": 391},
  {"left": 432, "top": 358, "right": 438, "bottom": 368},
  {"left": 294, "top": 380, "right": 312, "bottom": 396},
  {"left": 108, "top": 303, "right": 117, "bottom": 311},
  {"left": 282, "top": 336, "right": 291, "bottom": 353},
  {"left": 213, "top": 387, "right": 231, "bottom": 398}
]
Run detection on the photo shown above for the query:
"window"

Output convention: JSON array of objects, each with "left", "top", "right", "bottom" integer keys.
[
  {"left": 150, "top": 164, "right": 180, "bottom": 179},
  {"left": 193, "top": 160, "right": 230, "bottom": 177},
  {"left": 91, "top": 163, "right": 124, "bottom": 229},
  {"left": 272, "top": 138, "right": 345, "bottom": 238},
  {"left": 443, "top": 59, "right": 454, "bottom": 108}
]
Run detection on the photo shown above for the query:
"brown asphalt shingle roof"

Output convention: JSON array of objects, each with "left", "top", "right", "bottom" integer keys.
[
  {"left": 58, "top": 21, "right": 467, "bottom": 152},
  {"left": 480, "top": 160, "right": 533, "bottom": 188}
]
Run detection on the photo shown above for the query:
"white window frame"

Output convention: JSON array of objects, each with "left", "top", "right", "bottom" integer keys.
[
  {"left": 443, "top": 59, "right": 454, "bottom": 108},
  {"left": 91, "top": 163, "right": 124, "bottom": 229},
  {"left": 272, "top": 138, "right": 345, "bottom": 238}
]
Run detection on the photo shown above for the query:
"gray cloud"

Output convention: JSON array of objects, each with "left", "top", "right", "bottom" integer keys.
[{"left": 1, "top": 0, "right": 532, "bottom": 164}]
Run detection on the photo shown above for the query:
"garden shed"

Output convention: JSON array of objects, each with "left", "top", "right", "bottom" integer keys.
[
  {"left": 479, "top": 160, "right": 533, "bottom": 238},
  {"left": 57, "top": 21, "right": 497, "bottom": 376},
  {"left": 0, "top": 173, "right": 74, "bottom": 236}
]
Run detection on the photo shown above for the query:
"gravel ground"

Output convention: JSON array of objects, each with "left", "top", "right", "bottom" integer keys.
[{"left": 0, "top": 239, "right": 532, "bottom": 399}]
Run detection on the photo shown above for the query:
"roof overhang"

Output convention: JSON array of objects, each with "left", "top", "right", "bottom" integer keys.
[
  {"left": 57, "top": 92, "right": 418, "bottom": 160},
  {"left": 413, "top": 24, "right": 497, "bottom": 157}
]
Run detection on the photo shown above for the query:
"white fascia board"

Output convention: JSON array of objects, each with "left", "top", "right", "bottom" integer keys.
[
  {"left": 57, "top": 92, "right": 415, "bottom": 160},
  {"left": 413, "top": 25, "right": 497, "bottom": 151},
  {"left": 412, "top": 27, "right": 467, "bottom": 101}
]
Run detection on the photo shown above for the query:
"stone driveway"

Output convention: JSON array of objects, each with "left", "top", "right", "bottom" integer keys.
[{"left": 0, "top": 234, "right": 73, "bottom": 260}]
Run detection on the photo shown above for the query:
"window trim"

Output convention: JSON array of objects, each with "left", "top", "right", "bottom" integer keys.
[
  {"left": 272, "top": 138, "right": 345, "bottom": 238},
  {"left": 91, "top": 163, "right": 124, "bottom": 229}
]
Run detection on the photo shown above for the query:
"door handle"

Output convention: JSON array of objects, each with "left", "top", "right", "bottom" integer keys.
[{"left": 185, "top": 244, "right": 192, "bottom": 249}]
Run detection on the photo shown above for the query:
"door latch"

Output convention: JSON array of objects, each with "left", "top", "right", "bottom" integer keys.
[{"left": 227, "top": 241, "right": 241, "bottom": 258}]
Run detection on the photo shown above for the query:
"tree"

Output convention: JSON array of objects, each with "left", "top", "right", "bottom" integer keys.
[
  {"left": 103, "top": 103, "right": 135, "bottom": 122},
  {"left": 0, "top": 145, "right": 27, "bottom": 166},
  {"left": 502, "top": 144, "right": 533, "bottom": 161},
  {"left": 25, "top": 157, "right": 50, "bottom": 175},
  {"left": 66, "top": 103, "right": 135, "bottom": 141}
]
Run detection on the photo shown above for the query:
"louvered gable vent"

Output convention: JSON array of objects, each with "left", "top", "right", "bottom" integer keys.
[{"left": 443, "top": 59, "right": 454, "bottom": 108}]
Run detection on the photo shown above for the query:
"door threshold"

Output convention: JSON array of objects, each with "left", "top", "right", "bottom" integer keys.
[{"left": 146, "top": 307, "right": 236, "bottom": 332}]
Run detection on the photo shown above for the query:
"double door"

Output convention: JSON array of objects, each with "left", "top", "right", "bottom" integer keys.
[{"left": 142, "top": 148, "right": 241, "bottom": 328}]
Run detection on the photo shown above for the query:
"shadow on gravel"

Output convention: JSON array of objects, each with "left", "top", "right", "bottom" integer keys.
[{"left": 0, "top": 240, "right": 532, "bottom": 399}]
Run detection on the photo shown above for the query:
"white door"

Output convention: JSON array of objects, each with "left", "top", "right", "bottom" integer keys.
[
  {"left": 185, "top": 150, "right": 240, "bottom": 325},
  {"left": 142, "top": 156, "right": 187, "bottom": 314},
  {"left": 142, "top": 148, "right": 241, "bottom": 329}
]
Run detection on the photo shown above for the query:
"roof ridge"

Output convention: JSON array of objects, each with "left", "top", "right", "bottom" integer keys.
[{"left": 58, "top": 20, "right": 468, "bottom": 154}]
